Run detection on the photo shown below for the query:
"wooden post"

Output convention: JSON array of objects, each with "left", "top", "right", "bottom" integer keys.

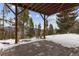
[
  {"left": 43, "top": 15, "right": 46, "bottom": 39},
  {"left": 3, "top": 6, "right": 5, "bottom": 40},
  {"left": 40, "top": 14, "right": 47, "bottom": 39},
  {"left": 15, "top": 4, "right": 18, "bottom": 44},
  {"left": 5, "top": 4, "right": 27, "bottom": 43}
]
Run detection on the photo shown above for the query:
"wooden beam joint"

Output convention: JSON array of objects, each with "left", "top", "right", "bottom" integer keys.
[{"left": 17, "top": 8, "right": 26, "bottom": 15}]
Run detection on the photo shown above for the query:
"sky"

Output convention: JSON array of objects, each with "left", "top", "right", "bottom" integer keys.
[
  {"left": 0, "top": 3, "right": 79, "bottom": 29},
  {"left": 29, "top": 10, "right": 59, "bottom": 29}
]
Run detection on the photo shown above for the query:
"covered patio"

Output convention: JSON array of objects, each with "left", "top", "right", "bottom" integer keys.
[
  {"left": 0, "top": 3, "right": 79, "bottom": 56},
  {"left": 4, "top": 3, "right": 79, "bottom": 43}
]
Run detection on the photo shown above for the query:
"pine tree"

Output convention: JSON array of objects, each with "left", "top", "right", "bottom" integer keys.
[
  {"left": 45, "top": 19, "right": 48, "bottom": 29},
  {"left": 37, "top": 23, "right": 41, "bottom": 38},
  {"left": 45, "top": 19, "right": 48, "bottom": 35},
  {"left": 48, "top": 24, "right": 54, "bottom": 35},
  {"left": 27, "top": 17, "right": 35, "bottom": 38},
  {"left": 56, "top": 8, "right": 78, "bottom": 34},
  {"left": 28, "top": 17, "right": 34, "bottom": 28},
  {"left": 68, "top": 21, "right": 79, "bottom": 34},
  {"left": 18, "top": 9, "right": 29, "bottom": 39}
]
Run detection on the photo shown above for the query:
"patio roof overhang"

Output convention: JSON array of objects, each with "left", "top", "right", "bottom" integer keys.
[
  {"left": 5, "top": 3, "right": 79, "bottom": 43},
  {"left": 12, "top": 3, "right": 79, "bottom": 16}
]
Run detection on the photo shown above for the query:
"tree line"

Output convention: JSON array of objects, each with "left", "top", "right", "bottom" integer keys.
[{"left": 0, "top": 4, "right": 79, "bottom": 39}]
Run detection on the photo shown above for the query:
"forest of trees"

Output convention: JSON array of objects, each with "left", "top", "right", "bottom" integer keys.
[
  {"left": 0, "top": 4, "right": 53, "bottom": 39},
  {"left": 0, "top": 4, "right": 79, "bottom": 40}
]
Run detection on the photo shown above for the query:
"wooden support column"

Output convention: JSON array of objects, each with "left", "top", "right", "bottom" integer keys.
[
  {"left": 15, "top": 4, "right": 18, "bottom": 44},
  {"left": 3, "top": 6, "right": 5, "bottom": 40},
  {"left": 43, "top": 15, "right": 46, "bottom": 39},
  {"left": 5, "top": 4, "right": 27, "bottom": 44},
  {"left": 40, "top": 14, "right": 47, "bottom": 39}
]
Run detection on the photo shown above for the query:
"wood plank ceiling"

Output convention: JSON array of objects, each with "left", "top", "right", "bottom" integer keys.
[{"left": 12, "top": 3, "right": 79, "bottom": 16}]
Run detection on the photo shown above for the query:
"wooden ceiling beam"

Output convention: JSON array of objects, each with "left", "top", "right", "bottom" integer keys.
[
  {"left": 11, "top": 3, "right": 79, "bottom": 16},
  {"left": 48, "top": 4, "right": 79, "bottom": 15},
  {"left": 59, "top": 4, "right": 79, "bottom": 11},
  {"left": 31, "top": 4, "right": 40, "bottom": 10},
  {"left": 47, "top": 4, "right": 70, "bottom": 15},
  {"left": 25, "top": 3, "right": 34, "bottom": 9},
  {"left": 42, "top": 4, "right": 62, "bottom": 15},
  {"left": 33, "top": 4, "right": 43, "bottom": 10},
  {"left": 47, "top": 3, "right": 64, "bottom": 14},
  {"left": 17, "top": 4, "right": 34, "bottom": 15},
  {"left": 43, "top": 4, "right": 61, "bottom": 12},
  {"left": 37, "top": 4, "right": 56, "bottom": 15},
  {"left": 39, "top": 4, "right": 53, "bottom": 11},
  {"left": 35, "top": 4, "right": 46, "bottom": 10}
]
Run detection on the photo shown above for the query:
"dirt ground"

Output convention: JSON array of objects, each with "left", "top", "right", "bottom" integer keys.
[{"left": 1, "top": 40, "right": 79, "bottom": 56}]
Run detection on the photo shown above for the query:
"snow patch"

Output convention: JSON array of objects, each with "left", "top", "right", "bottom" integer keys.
[
  {"left": 0, "top": 37, "right": 44, "bottom": 52},
  {"left": 46, "top": 34, "right": 79, "bottom": 48}
]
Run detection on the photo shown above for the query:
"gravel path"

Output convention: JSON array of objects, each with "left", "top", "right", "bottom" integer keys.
[{"left": 1, "top": 40, "right": 79, "bottom": 56}]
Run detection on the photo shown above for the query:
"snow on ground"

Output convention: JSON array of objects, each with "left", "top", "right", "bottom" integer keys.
[
  {"left": 1, "top": 34, "right": 79, "bottom": 52},
  {"left": 0, "top": 37, "right": 44, "bottom": 51},
  {"left": 46, "top": 34, "right": 79, "bottom": 48}
]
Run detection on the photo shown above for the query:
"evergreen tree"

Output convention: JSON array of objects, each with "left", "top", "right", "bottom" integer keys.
[
  {"left": 18, "top": 9, "right": 29, "bottom": 39},
  {"left": 45, "top": 19, "right": 48, "bottom": 35},
  {"left": 37, "top": 23, "right": 41, "bottom": 38},
  {"left": 28, "top": 17, "right": 34, "bottom": 28},
  {"left": 56, "top": 8, "right": 78, "bottom": 34},
  {"left": 45, "top": 19, "right": 48, "bottom": 29},
  {"left": 27, "top": 17, "right": 35, "bottom": 38},
  {"left": 48, "top": 24, "right": 54, "bottom": 35},
  {"left": 68, "top": 21, "right": 79, "bottom": 34}
]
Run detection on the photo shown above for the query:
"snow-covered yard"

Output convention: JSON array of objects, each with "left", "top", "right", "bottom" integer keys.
[
  {"left": 0, "top": 38, "right": 44, "bottom": 51},
  {"left": 0, "top": 34, "right": 79, "bottom": 52},
  {"left": 46, "top": 34, "right": 79, "bottom": 48}
]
